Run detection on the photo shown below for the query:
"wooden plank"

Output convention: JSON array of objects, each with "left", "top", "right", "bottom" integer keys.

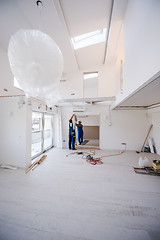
[
  {"left": 140, "top": 124, "right": 153, "bottom": 152},
  {"left": 25, "top": 154, "right": 47, "bottom": 173},
  {"left": 32, "top": 155, "right": 47, "bottom": 171}
]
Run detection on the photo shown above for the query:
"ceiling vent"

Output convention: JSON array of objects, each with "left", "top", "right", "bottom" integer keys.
[{"left": 73, "top": 107, "right": 85, "bottom": 112}]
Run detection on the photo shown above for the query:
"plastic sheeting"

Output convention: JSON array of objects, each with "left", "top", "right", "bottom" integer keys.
[
  {"left": 138, "top": 157, "right": 150, "bottom": 167},
  {"left": 8, "top": 29, "right": 63, "bottom": 98}
]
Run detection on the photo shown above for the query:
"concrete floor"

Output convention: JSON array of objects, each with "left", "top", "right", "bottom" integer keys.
[
  {"left": 77, "top": 139, "right": 99, "bottom": 150},
  {"left": 0, "top": 149, "right": 160, "bottom": 240}
]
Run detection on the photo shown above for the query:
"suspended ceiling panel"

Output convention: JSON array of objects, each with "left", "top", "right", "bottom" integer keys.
[{"left": 115, "top": 72, "right": 160, "bottom": 108}]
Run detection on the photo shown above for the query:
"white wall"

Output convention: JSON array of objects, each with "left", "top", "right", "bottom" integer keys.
[
  {"left": 0, "top": 96, "right": 60, "bottom": 168},
  {"left": 84, "top": 77, "right": 98, "bottom": 98},
  {"left": 59, "top": 71, "right": 83, "bottom": 99},
  {"left": 117, "top": 0, "right": 160, "bottom": 105},
  {"left": 60, "top": 105, "right": 151, "bottom": 151},
  {"left": 100, "top": 109, "right": 151, "bottom": 151},
  {"left": 0, "top": 48, "right": 23, "bottom": 96},
  {"left": 98, "top": 62, "right": 121, "bottom": 98},
  {"left": 59, "top": 66, "right": 120, "bottom": 100},
  {"left": 0, "top": 97, "right": 31, "bottom": 168},
  {"left": 77, "top": 115, "right": 99, "bottom": 126}
]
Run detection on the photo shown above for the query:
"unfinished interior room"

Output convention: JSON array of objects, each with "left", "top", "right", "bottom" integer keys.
[{"left": 0, "top": 0, "right": 160, "bottom": 239}]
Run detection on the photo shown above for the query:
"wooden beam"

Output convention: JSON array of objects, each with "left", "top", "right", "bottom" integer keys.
[
  {"left": 140, "top": 124, "right": 153, "bottom": 152},
  {"left": 25, "top": 155, "right": 47, "bottom": 173}
]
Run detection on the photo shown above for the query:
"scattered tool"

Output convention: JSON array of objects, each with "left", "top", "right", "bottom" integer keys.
[
  {"left": 81, "top": 140, "right": 89, "bottom": 145},
  {"left": 66, "top": 143, "right": 126, "bottom": 166},
  {"left": 86, "top": 155, "right": 103, "bottom": 165},
  {"left": 25, "top": 154, "right": 47, "bottom": 173},
  {"left": 66, "top": 151, "right": 83, "bottom": 157},
  {"left": 133, "top": 167, "right": 160, "bottom": 176},
  {"left": 152, "top": 160, "right": 160, "bottom": 172}
]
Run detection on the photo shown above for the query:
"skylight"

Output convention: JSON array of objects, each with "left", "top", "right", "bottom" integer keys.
[
  {"left": 14, "top": 77, "right": 22, "bottom": 90},
  {"left": 84, "top": 72, "right": 98, "bottom": 80},
  {"left": 71, "top": 28, "right": 107, "bottom": 50}
]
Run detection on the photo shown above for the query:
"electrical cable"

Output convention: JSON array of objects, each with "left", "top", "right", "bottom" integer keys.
[
  {"left": 66, "top": 143, "right": 127, "bottom": 165},
  {"left": 85, "top": 143, "right": 126, "bottom": 165},
  {"left": 97, "top": 143, "right": 126, "bottom": 160}
]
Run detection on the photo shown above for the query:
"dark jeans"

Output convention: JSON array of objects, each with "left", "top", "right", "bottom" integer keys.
[
  {"left": 78, "top": 131, "right": 83, "bottom": 144},
  {"left": 69, "top": 134, "right": 76, "bottom": 150}
]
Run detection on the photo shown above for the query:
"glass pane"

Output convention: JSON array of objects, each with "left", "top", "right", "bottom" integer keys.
[
  {"left": 31, "top": 112, "right": 43, "bottom": 158},
  {"left": 44, "top": 114, "right": 53, "bottom": 150}
]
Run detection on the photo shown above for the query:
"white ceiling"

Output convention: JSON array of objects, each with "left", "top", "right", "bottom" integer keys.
[{"left": 0, "top": 0, "right": 127, "bottom": 102}]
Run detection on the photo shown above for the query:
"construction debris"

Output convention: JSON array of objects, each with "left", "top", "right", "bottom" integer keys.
[
  {"left": 138, "top": 157, "right": 150, "bottom": 167},
  {"left": 0, "top": 165, "right": 17, "bottom": 170},
  {"left": 133, "top": 167, "right": 160, "bottom": 176},
  {"left": 25, "top": 154, "right": 47, "bottom": 173},
  {"left": 66, "top": 144, "right": 127, "bottom": 166},
  {"left": 140, "top": 124, "right": 153, "bottom": 152},
  {"left": 86, "top": 155, "right": 103, "bottom": 165},
  {"left": 152, "top": 160, "right": 160, "bottom": 172}
]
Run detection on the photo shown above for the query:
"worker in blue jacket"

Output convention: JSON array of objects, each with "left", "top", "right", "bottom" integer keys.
[
  {"left": 69, "top": 114, "right": 77, "bottom": 150},
  {"left": 76, "top": 120, "right": 83, "bottom": 145}
]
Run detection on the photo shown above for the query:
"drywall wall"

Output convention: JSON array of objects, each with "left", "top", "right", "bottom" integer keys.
[
  {"left": 98, "top": 62, "right": 121, "bottom": 98},
  {"left": 100, "top": 109, "right": 151, "bottom": 151},
  {"left": 0, "top": 96, "right": 31, "bottom": 168},
  {"left": 77, "top": 115, "right": 100, "bottom": 126},
  {"left": 59, "top": 72, "right": 83, "bottom": 99},
  {"left": 84, "top": 77, "right": 98, "bottom": 98},
  {"left": 59, "top": 66, "right": 120, "bottom": 100},
  {"left": 61, "top": 105, "right": 151, "bottom": 151},
  {"left": 0, "top": 48, "right": 23, "bottom": 96},
  {"left": 0, "top": 96, "right": 59, "bottom": 168},
  {"left": 117, "top": 0, "right": 160, "bottom": 105}
]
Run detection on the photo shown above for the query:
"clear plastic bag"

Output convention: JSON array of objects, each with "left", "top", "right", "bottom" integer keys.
[
  {"left": 138, "top": 156, "right": 150, "bottom": 167},
  {"left": 8, "top": 29, "right": 63, "bottom": 98}
]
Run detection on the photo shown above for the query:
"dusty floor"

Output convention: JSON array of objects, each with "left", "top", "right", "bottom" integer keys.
[
  {"left": 0, "top": 148, "right": 160, "bottom": 240},
  {"left": 77, "top": 139, "right": 99, "bottom": 150}
]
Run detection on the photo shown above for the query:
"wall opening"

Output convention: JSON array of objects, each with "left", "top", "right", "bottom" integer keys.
[{"left": 76, "top": 114, "right": 100, "bottom": 149}]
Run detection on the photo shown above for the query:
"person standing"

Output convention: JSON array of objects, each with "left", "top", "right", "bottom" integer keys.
[
  {"left": 76, "top": 120, "right": 83, "bottom": 145},
  {"left": 68, "top": 114, "right": 77, "bottom": 150}
]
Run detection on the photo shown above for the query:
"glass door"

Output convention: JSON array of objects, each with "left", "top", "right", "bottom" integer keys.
[
  {"left": 31, "top": 112, "right": 54, "bottom": 159},
  {"left": 44, "top": 114, "right": 53, "bottom": 150},
  {"left": 31, "top": 112, "right": 43, "bottom": 158}
]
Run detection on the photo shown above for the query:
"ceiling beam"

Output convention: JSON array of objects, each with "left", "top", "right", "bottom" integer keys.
[{"left": 103, "top": 0, "right": 114, "bottom": 64}]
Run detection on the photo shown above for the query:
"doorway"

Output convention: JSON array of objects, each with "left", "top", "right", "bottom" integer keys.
[{"left": 76, "top": 114, "right": 100, "bottom": 149}]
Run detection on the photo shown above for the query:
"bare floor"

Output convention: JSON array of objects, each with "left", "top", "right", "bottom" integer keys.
[
  {"left": 0, "top": 149, "right": 160, "bottom": 240},
  {"left": 77, "top": 139, "right": 99, "bottom": 150}
]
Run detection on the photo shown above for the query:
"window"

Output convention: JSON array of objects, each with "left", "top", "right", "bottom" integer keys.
[
  {"left": 14, "top": 77, "right": 23, "bottom": 90},
  {"left": 31, "top": 112, "right": 54, "bottom": 159},
  {"left": 83, "top": 72, "right": 98, "bottom": 80},
  {"left": 31, "top": 112, "right": 43, "bottom": 158},
  {"left": 44, "top": 114, "right": 53, "bottom": 150},
  {"left": 71, "top": 29, "right": 107, "bottom": 49}
]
